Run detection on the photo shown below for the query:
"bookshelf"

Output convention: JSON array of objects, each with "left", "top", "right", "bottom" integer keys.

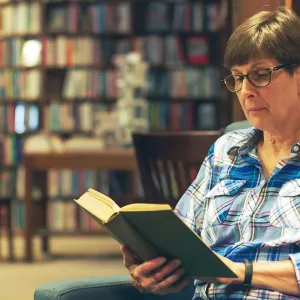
[
  {"left": 0, "top": 0, "right": 232, "bottom": 254},
  {"left": 23, "top": 149, "right": 138, "bottom": 262}
]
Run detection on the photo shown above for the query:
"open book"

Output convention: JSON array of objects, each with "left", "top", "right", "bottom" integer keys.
[{"left": 74, "top": 188, "right": 237, "bottom": 278}]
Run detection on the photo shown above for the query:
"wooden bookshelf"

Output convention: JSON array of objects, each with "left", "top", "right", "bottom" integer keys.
[
  {"left": 0, "top": 0, "right": 234, "bottom": 260},
  {"left": 23, "top": 149, "right": 138, "bottom": 262}
]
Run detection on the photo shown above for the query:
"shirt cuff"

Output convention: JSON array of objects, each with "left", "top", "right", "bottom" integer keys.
[{"left": 289, "top": 252, "right": 300, "bottom": 288}]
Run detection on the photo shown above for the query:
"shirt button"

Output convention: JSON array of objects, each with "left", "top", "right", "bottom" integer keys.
[{"left": 293, "top": 145, "right": 300, "bottom": 153}]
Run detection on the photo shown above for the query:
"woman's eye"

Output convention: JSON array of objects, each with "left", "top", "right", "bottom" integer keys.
[
  {"left": 233, "top": 75, "right": 243, "bottom": 82},
  {"left": 253, "top": 69, "right": 269, "bottom": 76}
]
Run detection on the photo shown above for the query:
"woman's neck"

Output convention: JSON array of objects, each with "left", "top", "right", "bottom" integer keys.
[
  {"left": 257, "top": 130, "right": 300, "bottom": 179},
  {"left": 261, "top": 129, "right": 300, "bottom": 156}
]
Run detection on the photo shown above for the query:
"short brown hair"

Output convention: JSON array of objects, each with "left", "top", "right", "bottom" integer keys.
[{"left": 224, "top": 7, "right": 300, "bottom": 72}]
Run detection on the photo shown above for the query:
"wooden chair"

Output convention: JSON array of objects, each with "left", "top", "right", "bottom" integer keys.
[
  {"left": 0, "top": 138, "right": 15, "bottom": 261},
  {"left": 132, "top": 131, "right": 221, "bottom": 208}
]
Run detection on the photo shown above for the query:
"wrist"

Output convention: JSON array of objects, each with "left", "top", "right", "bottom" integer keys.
[{"left": 231, "top": 262, "right": 246, "bottom": 285}]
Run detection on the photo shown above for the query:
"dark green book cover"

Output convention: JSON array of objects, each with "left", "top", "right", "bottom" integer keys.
[{"left": 75, "top": 188, "right": 237, "bottom": 278}]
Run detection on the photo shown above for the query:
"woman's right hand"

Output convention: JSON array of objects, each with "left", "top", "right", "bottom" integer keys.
[{"left": 120, "top": 245, "right": 190, "bottom": 295}]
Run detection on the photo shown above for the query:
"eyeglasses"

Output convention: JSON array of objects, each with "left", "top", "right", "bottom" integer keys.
[{"left": 221, "top": 62, "right": 297, "bottom": 93}]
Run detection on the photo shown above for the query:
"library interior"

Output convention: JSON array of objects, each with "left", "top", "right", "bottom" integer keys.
[{"left": 0, "top": 0, "right": 297, "bottom": 300}]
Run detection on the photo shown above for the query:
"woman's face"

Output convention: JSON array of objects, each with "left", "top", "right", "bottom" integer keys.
[{"left": 232, "top": 58, "right": 300, "bottom": 132}]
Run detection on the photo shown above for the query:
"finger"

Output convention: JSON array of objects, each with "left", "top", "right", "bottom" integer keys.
[
  {"left": 137, "top": 257, "right": 167, "bottom": 276},
  {"left": 120, "top": 245, "right": 140, "bottom": 268},
  {"left": 156, "top": 267, "right": 186, "bottom": 288},
  {"left": 155, "top": 276, "right": 191, "bottom": 295},
  {"left": 120, "top": 244, "right": 135, "bottom": 257},
  {"left": 153, "top": 259, "right": 181, "bottom": 283}
]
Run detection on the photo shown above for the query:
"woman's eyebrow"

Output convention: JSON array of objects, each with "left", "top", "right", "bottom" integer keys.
[{"left": 231, "top": 62, "right": 270, "bottom": 73}]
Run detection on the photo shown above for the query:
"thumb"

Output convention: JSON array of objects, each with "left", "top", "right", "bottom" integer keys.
[{"left": 120, "top": 245, "right": 141, "bottom": 268}]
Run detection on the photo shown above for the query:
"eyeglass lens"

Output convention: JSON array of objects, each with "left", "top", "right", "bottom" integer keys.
[{"left": 225, "top": 69, "right": 271, "bottom": 92}]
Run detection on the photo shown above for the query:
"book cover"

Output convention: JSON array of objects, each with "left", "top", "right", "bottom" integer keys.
[
  {"left": 74, "top": 188, "right": 237, "bottom": 278},
  {"left": 186, "top": 36, "right": 209, "bottom": 65}
]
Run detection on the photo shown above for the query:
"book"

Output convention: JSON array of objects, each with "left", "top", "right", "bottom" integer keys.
[
  {"left": 186, "top": 36, "right": 209, "bottom": 65},
  {"left": 74, "top": 188, "right": 237, "bottom": 278}
]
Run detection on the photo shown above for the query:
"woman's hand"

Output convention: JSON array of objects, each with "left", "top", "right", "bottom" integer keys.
[{"left": 121, "top": 245, "right": 190, "bottom": 295}]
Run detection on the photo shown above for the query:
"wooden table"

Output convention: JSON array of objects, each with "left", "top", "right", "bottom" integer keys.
[{"left": 24, "top": 150, "right": 138, "bottom": 262}]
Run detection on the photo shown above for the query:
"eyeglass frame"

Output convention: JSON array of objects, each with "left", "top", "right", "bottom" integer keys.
[{"left": 221, "top": 62, "right": 298, "bottom": 93}]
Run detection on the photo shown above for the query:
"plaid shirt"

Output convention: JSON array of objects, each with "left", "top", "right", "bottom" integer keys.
[{"left": 175, "top": 127, "right": 300, "bottom": 300}]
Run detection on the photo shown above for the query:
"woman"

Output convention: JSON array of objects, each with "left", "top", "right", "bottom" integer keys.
[{"left": 121, "top": 7, "right": 300, "bottom": 299}]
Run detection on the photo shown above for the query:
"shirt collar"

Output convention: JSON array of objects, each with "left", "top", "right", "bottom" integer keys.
[{"left": 227, "top": 128, "right": 262, "bottom": 156}]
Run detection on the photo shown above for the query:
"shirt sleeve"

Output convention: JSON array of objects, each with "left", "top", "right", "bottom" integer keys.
[{"left": 174, "top": 143, "right": 215, "bottom": 235}]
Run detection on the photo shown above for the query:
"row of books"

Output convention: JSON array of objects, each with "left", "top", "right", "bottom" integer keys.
[
  {"left": 0, "top": 2, "right": 41, "bottom": 35},
  {"left": 47, "top": 169, "right": 139, "bottom": 199},
  {"left": 42, "top": 37, "right": 131, "bottom": 67},
  {"left": 0, "top": 95, "right": 219, "bottom": 137},
  {"left": 45, "top": 102, "right": 144, "bottom": 134},
  {"left": 0, "top": 35, "right": 209, "bottom": 68},
  {"left": 147, "top": 67, "right": 221, "bottom": 98},
  {"left": 0, "top": 103, "right": 39, "bottom": 134},
  {"left": 48, "top": 201, "right": 106, "bottom": 232},
  {"left": 0, "top": 168, "right": 15, "bottom": 198},
  {"left": 149, "top": 101, "right": 218, "bottom": 131},
  {"left": 0, "top": 1, "right": 225, "bottom": 35},
  {"left": 63, "top": 68, "right": 221, "bottom": 100},
  {"left": 0, "top": 135, "right": 23, "bottom": 165},
  {"left": 42, "top": 100, "right": 218, "bottom": 134},
  {"left": 47, "top": 201, "right": 80, "bottom": 232},
  {"left": 0, "top": 70, "right": 41, "bottom": 99},
  {"left": 12, "top": 168, "right": 143, "bottom": 231},
  {"left": 9, "top": 200, "right": 99, "bottom": 232},
  {"left": 144, "top": 2, "right": 225, "bottom": 33},
  {"left": 62, "top": 69, "right": 117, "bottom": 99},
  {"left": 134, "top": 35, "right": 209, "bottom": 66},
  {"left": 47, "top": 2, "right": 131, "bottom": 34},
  {"left": 0, "top": 66, "right": 220, "bottom": 101},
  {"left": 45, "top": 102, "right": 102, "bottom": 133}
]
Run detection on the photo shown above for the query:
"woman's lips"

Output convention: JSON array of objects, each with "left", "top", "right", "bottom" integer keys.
[{"left": 248, "top": 108, "right": 265, "bottom": 112}]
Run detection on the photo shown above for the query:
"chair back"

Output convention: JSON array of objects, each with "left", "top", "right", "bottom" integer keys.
[
  {"left": 224, "top": 120, "right": 251, "bottom": 133},
  {"left": 133, "top": 131, "right": 221, "bottom": 208}
]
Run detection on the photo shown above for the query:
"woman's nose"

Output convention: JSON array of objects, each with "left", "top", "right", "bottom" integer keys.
[{"left": 239, "top": 76, "right": 256, "bottom": 97}]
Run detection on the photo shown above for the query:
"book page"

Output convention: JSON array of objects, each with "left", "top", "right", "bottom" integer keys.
[
  {"left": 88, "top": 188, "right": 120, "bottom": 211},
  {"left": 121, "top": 203, "right": 171, "bottom": 212},
  {"left": 75, "top": 190, "right": 120, "bottom": 223}
]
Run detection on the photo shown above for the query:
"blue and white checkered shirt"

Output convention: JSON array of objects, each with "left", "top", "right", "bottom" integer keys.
[{"left": 175, "top": 127, "right": 300, "bottom": 299}]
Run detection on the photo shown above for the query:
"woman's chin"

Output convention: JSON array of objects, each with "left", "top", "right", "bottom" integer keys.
[{"left": 246, "top": 117, "right": 268, "bottom": 131}]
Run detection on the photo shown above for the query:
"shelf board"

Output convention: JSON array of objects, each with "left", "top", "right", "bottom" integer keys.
[
  {"left": 45, "top": 31, "right": 131, "bottom": 37},
  {"left": 0, "top": 97, "right": 220, "bottom": 103},
  {"left": 0, "top": 99, "right": 40, "bottom": 103},
  {"left": 43, "top": 0, "right": 128, "bottom": 4},
  {"left": 0, "top": 130, "right": 40, "bottom": 136},
  {"left": 0, "top": 65, "right": 41, "bottom": 69},
  {"left": 135, "top": 31, "right": 220, "bottom": 36},
  {"left": 45, "top": 195, "right": 142, "bottom": 203},
  {"left": 0, "top": 33, "right": 42, "bottom": 38},
  {"left": 44, "top": 96, "right": 117, "bottom": 102},
  {"left": 45, "top": 65, "right": 114, "bottom": 70},
  {"left": 147, "top": 96, "right": 220, "bottom": 102}
]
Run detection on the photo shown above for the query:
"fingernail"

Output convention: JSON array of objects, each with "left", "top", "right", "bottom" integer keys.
[
  {"left": 175, "top": 259, "right": 181, "bottom": 267},
  {"left": 159, "top": 257, "right": 167, "bottom": 264}
]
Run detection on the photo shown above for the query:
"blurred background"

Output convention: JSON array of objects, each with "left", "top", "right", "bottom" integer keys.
[{"left": 0, "top": 0, "right": 296, "bottom": 299}]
